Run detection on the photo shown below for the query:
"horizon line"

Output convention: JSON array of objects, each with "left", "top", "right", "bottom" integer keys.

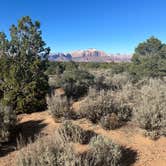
[{"left": 50, "top": 48, "right": 133, "bottom": 55}]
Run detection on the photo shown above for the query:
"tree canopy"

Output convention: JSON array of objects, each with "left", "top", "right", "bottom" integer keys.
[
  {"left": 130, "top": 36, "right": 166, "bottom": 80},
  {"left": 0, "top": 16, "right": 50, "bottom": 113}
]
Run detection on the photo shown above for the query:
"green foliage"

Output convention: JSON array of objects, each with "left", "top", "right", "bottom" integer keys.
[
  {"left": 60, "top": 69, "right": 94, "bottom": 99},
  {"left": 0, "top": 16, "right": 50, "bottom": 113},
  {"left": 0, "top": 103, "right": 16, "bottom": 142},
  {"left": 130, "top": 37, "right": 166, "bottom": 80},
  {"left": 46, "top": 61, "right": 79, "bottom": 75},
  {"left": 47, "top": 61, "right": 94, "bottom": 99},
  {"left": 133, "top": 37, "right": 162, "bottom": 60},
  {"left": 46, "top": 62, "right": 115, "bottom": 75},
  {"left": 46, "top": 62, "right": 65, "bottom": 75},
  {"left": 111, "top": 63, "right": 130, "bottom": 74}
]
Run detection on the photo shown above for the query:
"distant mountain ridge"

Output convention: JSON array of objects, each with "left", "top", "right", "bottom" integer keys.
[{"left": 49, "top": 48, "right": 132, "bottom": 62}]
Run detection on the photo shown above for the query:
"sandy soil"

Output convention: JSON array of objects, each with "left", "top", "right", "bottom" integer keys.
[{"left": 0, "top": 110, "right": 165, "bottom": 166}]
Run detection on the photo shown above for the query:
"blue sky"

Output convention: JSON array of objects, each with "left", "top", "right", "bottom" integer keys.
[{"left": 0, "top": 0, "right": 166, "bottom": 53}]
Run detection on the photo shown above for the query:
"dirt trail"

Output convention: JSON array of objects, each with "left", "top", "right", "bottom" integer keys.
[{"left": 0, "top": 111, "right": 165, "bottom": 166}]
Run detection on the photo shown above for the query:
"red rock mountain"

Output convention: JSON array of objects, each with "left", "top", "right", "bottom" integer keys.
[{"left": 49, "top": 49, "right": 132, "bottom": 62}]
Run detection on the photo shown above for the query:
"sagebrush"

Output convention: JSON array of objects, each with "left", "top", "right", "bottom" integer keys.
[
  {"left": 57, "top": 121, "right": 95, "bottom": 144},
  {"left": 16, "top": 132, "right": 124, "bottom": 166},
  {"left": 78, "top": 88, "right": 132, "bottom": 129},
  {"left": 85, "top": 135, "right": 122, "bottom": 166},
  {"left": 16, "top": 135, "right": 79, "bottom": 166},
  {"left": 47, "top": 93, "right": 76, "bottom": 120},
  {"left": 134, "top": 79, "right": 166, "bottom": 139}
]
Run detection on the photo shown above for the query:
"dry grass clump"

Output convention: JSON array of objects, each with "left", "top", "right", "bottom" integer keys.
[
  {"left": 78, "top": 88, "right": 132, "bottom": 129},
  {"left": 57, "top": 120, "right": 96, "bottom": 144},
  {"left": 134, "top": 79, "right": 166, "bottom": 139},
  {"left": 47, "top": 93, "right": 76, "bottom": 121},
  {"left": 0, "top": 103, "right": 16, "bottom": 143}
]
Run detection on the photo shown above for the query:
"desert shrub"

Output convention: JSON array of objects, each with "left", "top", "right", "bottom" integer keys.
[
  {"left": 112, "top": 97, "right": 132, "bottom": 123},
  {"left": 47, "top": 62, "right": 116, "bottom": 75},
  {"left": 99, "top": 113, "right": 120, "bottom": 130},
  {"left": 111, "top": 63, "right": 130, "bottom": 74},
  {"left": 0, "top": 103, "right": 16, "bottom": 142},
  {"left": 78, "top": 89, "right": 112, "bottom": 123},
  {"left": 60, "top": 70, "right": 94, "bottom": 99},
  {"left": 46, "top": 62, "right": 66, "bottom": 75},
  {"left": 79, "top": 88, "right": 132, "bottom": 128},
  {"left": 47, "top": 93, "right": 76, "bottom": 120},
  {"left": 99, "top": 72, "right": 130, "bottom": 91},
  {"left": 94, "top": 70, "right": 131, "bottom": 91},
  {"left": 109, "top": 72, "right": 131, "bottom": 90},
  {"left": 48, "top": 61, "right": 80, "bottom": 89},
  {"left": 89, "top": 69, "right": 112, "bottom": 76},
  {"left": 16, "top": 135, "right": 78, "bottom": 166},
  {"left": 84, "top": 135, "right": 122, "bottom": 166},
  {"left": 114, "top": 81, "right": 143, "bottom": 111},
  {"left": 94, "top": 75, "right": 108, "bottom": 90},
  {"left": 49, "top": 75, "right": 62, "bottom": 89},
  {"left": 16, "top": 128, "right": 124, "bottom": 166},
  {"left": 134, "top": 79, "right": 166, "bottom": 139},
  {"left": 94, "top": 76, "right": 115, "bottom": 91},
  {"left": 57, "top": 121, "right": 95, "bottom": 144}
]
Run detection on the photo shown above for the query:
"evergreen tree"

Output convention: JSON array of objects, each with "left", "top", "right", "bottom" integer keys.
[
  {"left": 0, "top": 16, "right": 50, "bottom": 113},
  {"left": 132, "top": 36, "right": 162, "bottom": 61},
  {"left": 130, "top": 37, "right": 166, "bottom": 80}
]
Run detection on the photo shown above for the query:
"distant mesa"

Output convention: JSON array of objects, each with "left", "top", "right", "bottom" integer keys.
[{"left": 48, "top": 48, "right": 132, "bottom": 62}]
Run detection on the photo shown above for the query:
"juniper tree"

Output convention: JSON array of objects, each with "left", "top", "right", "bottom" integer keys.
[
  {"left": 130, "top": 37, "right": 166, "bottom": 79},
  {"left": 0, "top": 16, "right": 50, "bottom": 113}
]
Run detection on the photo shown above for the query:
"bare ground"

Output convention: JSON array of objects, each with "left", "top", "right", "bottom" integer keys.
[{"left": 0, "top": 110, "right": 165, "bottom": 166}]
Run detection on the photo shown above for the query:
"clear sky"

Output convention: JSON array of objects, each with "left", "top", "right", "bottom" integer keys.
[{"left": 0, "top": 0, "right": 166, "bottom": 53}]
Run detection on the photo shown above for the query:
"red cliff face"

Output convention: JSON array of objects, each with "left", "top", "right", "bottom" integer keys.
[
  {"left": 49, "top": 49, "right": 132, "bottom": 62},
  {"left": 70, "top": 49, "right": 112, "bottom": 62}
]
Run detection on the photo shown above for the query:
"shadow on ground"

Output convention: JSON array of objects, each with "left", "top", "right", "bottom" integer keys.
[
  {"left": 120, "top": 146, "right": 138, "bottom": 166},
  {"left": 0, "top": 120, "right": 47, "bottom": 157}
]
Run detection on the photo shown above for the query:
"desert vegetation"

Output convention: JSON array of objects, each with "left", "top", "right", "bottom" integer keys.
[
  {"left": 78, "top": 88, "right": 132, "bottom": 129},
  {"left": 0, "top": 17, "right": 166, "bottom": 166},
  {"left": 16, "top": 123, "right": 124, "bottom": 166},
  {"left": 134, "top": 79, "right": 166, "bottom": 139},
  {"left": 47, "top": 93, "right": 76, "bottom": 120},
  {"left": 0, "top": 104, "right": 16, "bottom": 143}
]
